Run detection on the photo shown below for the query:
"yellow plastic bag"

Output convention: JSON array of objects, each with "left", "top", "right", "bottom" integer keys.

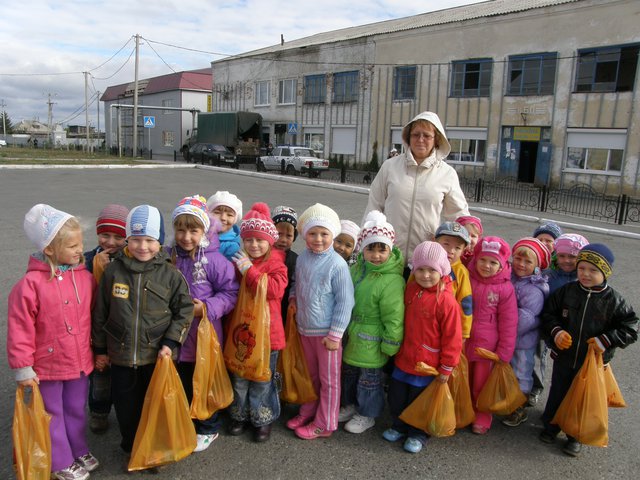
[
  {"left": 278, "top": 305, "right": 317, "bottom": 404},
  {"left": 603, "top": 365, "right": 626, "bottom": 408},
  {"left": 399, "top": 363, "right": 456, "bottom": 438},
  {"left": 552, "top": 344, "right": 608, "bottom": 447},
  {"left": 128, "top": 356, "right": 197, "bottom": 471},
  {"left": 447, "top": 352, "right": 475, "bottom": 428},
  {"left": 190, "top": 305, "right": 234, "bottom": 420},
  {"left": 475, "top": 347, "right": 527, "bottom": 415},
  {"left": 224, "top": 274, "right": 271, "bottom": 382},
  {"left": 12, "top": 384, "right": 51, "bottom": 480}
]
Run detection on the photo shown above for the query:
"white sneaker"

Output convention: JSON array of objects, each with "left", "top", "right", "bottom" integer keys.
[
  {"left": 75, "top": 452, "right": 99, "bottom": 472},
  {"left": 338, "top": 404, "right": 357, "bottom": 423},
  {"left": 344, "top": 414, "right": 375, "bottom": 433},
  {"left": 194, "top": 432, "right": 219, "bottom": 452},
  {"left": 51, "top": 463, "right": 89, "bottom": 480}
]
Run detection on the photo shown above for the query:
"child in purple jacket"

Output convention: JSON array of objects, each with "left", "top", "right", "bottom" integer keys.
[
  {"left": 502, "top": 238, "right": 550, "bottom": 428},
  {"left": 168, "top": 195, "right": 239, "bottom": 453}
]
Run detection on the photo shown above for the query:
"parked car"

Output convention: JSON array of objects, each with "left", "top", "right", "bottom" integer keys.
[
  {"left": 257, "top": 146, "right": 329, "bottom": 177},
  {"left": 0, "top": 139, "right": 6, "bottom": 147},
  {"left": 187, "top": 143, "right": 236, "bottom": 166}
]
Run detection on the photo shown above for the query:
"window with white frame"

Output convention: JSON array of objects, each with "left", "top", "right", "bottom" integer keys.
[
  {"left": 304, "top": 131, "right": 324, "bottom": 151},
  {"left": 565, "top": 129, "right": 625, "bottom": 173},
  {"left": 333, "top": 71, "right": 359, "bottom": 103},
  {"left": 446, "top": 128, "right": 487, "bottom": 163},
  {"left": 304, "top": 75, "right": 325, "bottom": 104},
  {"left": 450, "top": 59, "right": 492, "bottom": 97},
  {"left": 507, "top": 53, "right": 557, "bottom": 95},
  {"left": 278, "top": 79, "right": 296, "bottom": 105},
  {"left": 575, "top": 44, "right": 639, "bottom": 93},
  {"left": 162, "top": 99, "right": 174, "bottom": 114},
  {"left": 162, "top": 131, "right": 175, "bottom": 147},
  {"left": 255, "top": 80, "right": 271, "bottom": 106}
]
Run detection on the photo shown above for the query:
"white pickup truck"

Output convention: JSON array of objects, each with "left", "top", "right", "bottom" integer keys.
[{"left": 257, "top": 146, "right": 329, "bottom": 177}]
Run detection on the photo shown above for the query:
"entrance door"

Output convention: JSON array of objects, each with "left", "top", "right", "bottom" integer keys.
[{"left": 518, "top": 141, "right": 538, "bottom": 183}]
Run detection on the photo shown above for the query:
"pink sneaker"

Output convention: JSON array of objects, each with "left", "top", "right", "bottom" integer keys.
[
  {"left": 286, "top": 415, "right": 312, "bottom": 430},
  {"left": 295, "top": 423, "right": 333, "bottom": 440}
]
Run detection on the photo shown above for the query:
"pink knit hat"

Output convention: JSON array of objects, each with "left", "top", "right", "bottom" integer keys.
[
  {"left": 512, "top": 237, "right": 551, "bottom": 270},
  {"left": 474, "top": 236, "right": 511, "bottom": 269},
  {"left": 554, "top": 233, "right": 589, "bottom": 256},
  {"left": 411, "top": 241, "right": 451, "bottom": 276},
  {"left": 456, "top": 215, "right": 483, "bottom": 235},
  {"left": 240, "top": 202, "right": 279, "bottom": 246}
]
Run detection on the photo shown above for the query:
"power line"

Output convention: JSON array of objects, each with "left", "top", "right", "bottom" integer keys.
[
  {"left": 143, "top": 37, "right": 232, "bottom": 58},
  {"left": 89, "top": 37, "right": 135, "bottom": 72},
  {"left": 90, "top": 46, "right": 136, "bottom": 80}
]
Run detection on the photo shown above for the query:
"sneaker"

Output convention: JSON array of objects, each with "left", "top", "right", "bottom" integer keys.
[
  {"left": 563, "top": 438, "right": 582, "bottom": 457},
  {"left": 382, "top": 428, "right": 405, "bottom": 442},
  {"left": 538, "top": 429, "right": 557, "bottom": 444},
  {"left": 89, "top": 412, "right": 109, "bottom": 433},
  {"left": 403, "top": 437, "right": 423, "bottom": 454},
  {"left": 471, "top": 424, "right": 489, "bottom": 435},
  {"left": 344, "top": 414, "right": 375, "bottom": 434},
  {"left": 502, "top": 407, "right": 528, "bottom": 427},
  {"left": 527, "top": 387, "right": 542, "bottom": 407},
  {"left": 75, "top": 452, "right": 99, "bottom": 472},
  {"left": 52, "top": 463, "right": 89, "bottom": 480},
  {"left": 194, "top": 433, "right": 219, "bottom": 452},
  {"left": 286, "top": 415, "right": 312, "bottom": 430},
  {"left": 338, "top": 404, "right": 356, "bottom": 423},
  {"left": 294, "top": 423, "right": 333, "bottom": 440}
]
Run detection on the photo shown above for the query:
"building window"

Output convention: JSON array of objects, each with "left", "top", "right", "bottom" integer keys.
[
  {"left": 575, "top": 44, "right": 639, "bottom": 93},
  {"left": 304, "top": 132, "right": 324, "bottom": 152},
  {"left": 255, "top": 80, "right": 271, "bottom": 106},
  {"left": 450, "top": 59, "right": 493, "bottom": 97},
  {"left": 162, "top": 131, "right": 175, "bottom": 147},
  {"left": 303, "top": 75, "right": 326, "bottom": 104},
  {"left": 333, "top": 71, "right": 359, "bottom": 103},
  {"left": 278, "top": 79, "right": 296, "bottom": 105},
  {"left": 162, "top": 99, "right": 174, "bottom": 114},
  {"left": 393, "top": 66, "right": 416, "bottom": 100},
  {"left": 448, "top": 139, "right": 486, "bottom": 163},
  {"left": 565, "top": 129, "right": 626, "bottom": 173},
  {"left": 507, "top": 53, "right": 557, "bottom": 95}
]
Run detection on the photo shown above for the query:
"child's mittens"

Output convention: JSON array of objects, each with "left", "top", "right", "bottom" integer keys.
[
  {"left": 587, "top": 337, "right": 605, "bottom": 353},
  {"left": 233, "top": 251, "right": 253, "bottom": 275},
  {"left": 554, "top": 330, "right": 573, "bottom": 350}
]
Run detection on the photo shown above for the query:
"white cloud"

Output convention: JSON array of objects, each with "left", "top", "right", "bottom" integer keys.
[{"left": 0, "top": 0, "right": 482, "bottom": 128}]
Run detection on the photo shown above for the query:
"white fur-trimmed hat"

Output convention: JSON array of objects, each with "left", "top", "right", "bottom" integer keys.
[
  {"left": 24, "top": 204, "right": 73, "bottom": 251},
  {"left": 206, "top": 191, "right": 243, "bottom": 222},
  {"left": 357, "top": 210, "right": 395, "bottom": 250}
]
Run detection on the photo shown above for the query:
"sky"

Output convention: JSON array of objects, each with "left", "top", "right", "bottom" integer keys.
[{"left": 0, "top": 0, "right": 484, "bottom": 131}]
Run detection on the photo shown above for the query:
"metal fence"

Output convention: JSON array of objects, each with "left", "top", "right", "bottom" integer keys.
[{"left": 459, "top": 177, "right": 639, "bottom": 225}]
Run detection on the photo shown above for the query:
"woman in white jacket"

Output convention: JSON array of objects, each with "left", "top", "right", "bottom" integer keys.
[{"left": 364, "top": 111, "right": 469, "bottom": 274}]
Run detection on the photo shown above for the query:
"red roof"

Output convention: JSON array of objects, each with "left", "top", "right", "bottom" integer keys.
[{"left": 101, "top": 69, "right": 211, "bottom": 101}]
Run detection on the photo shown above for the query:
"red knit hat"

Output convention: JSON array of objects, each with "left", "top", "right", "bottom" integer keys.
[
  {"left": 240, "top": 202, "right": 279, "bottom": 245},
  {"left": 96, "top": 204, "right": 129, "bottom": 237},
  {"left": 512, "top": 237, "right": 551, "bottom": 270},
  {"left": 456, "top": 215, "right": 483, "bottom": 235},
  {"left": 474, "top": 236, "right": 511, "bottom": 269}
]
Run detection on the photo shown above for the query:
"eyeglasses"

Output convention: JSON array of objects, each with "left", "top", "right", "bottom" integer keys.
[{"left": 410, "top": 132, "right": 436, "bottom": 140}]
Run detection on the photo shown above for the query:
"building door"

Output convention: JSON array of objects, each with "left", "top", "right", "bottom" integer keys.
[
  {"left": 518, "top": 141, "right": 538, "bottom": 183},
  {"left": 534, "top": 141, "right": 552, "bottom": 186},
  {"left": 274, "top": 123, "right": 287, "bottom": 145}
]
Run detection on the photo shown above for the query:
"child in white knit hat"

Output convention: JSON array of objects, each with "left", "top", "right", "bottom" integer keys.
[
  {"left": 340, "top": 211, "right": 405, "bottom": 434},
  {"left": 333, "top": 219, "right": 360, "bottom": 266},
  {"left": 8, "top": 204, "right": 99, "bottom": 479},
  {"left": 383, "top": 241, "right": 462, "bottom": 454},
  {"left": 206, "top": 191, "right": 243, "bottom": 261},
  {"left": 287, "top": 203, "right": 355, "bottom": 440}
]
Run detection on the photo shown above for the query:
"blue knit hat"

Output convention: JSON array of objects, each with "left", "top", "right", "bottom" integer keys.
[
  {"left": 577, "top": 243, "right": 614, "bottom": 279},
  {"left": 533, "top": 221, "right": 562, "bottom": 240},
  {"left": 127, "top": 205, "right": 165, "bottom": 244}
]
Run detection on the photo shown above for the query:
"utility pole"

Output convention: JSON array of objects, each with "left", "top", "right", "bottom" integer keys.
[
  {"left": 46, "top": 93, "right": 56, "bottom": 146},
  {"left": 97, "top": 91, "right": 100, "bottom": 151},
  {"left": 0, "top": 99, "right": 6, "bottom": 140},
  {"left": 84, "top": 72, "right": 90, "bottom": 153},
  {"left": 132, "top": 34, "right": 140, "bottom": 157}
]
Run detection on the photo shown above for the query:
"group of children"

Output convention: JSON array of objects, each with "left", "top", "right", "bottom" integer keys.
[{"left": 7, "top": 193, "right": 638, "bottom": 478}]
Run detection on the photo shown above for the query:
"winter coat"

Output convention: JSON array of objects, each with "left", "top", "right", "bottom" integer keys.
[
  {"left": 294, "top": 247, "right": 355, "bottom": 341},
  {"left": 167, "top": 232, "right": 239, "bottom": 362},
  {"left": 92, "top": 249, "right": 194, "bottom": 367},
  {"left": 364, "top": 111, "right": 469, "bottom": 262},
  {"left": 238, "top": 248, "right": 288, "bottom": 351},
  {"left": 450, "top": 260, "right": 473, "bottom": 339},
  {"left": 7, "top": 255, "right": 95, "bottom": 381},
  {"left": 343, "top": 247, "right": 405, "bottom": 369},
  {"left": 465, "top": 259, "right": 518, "bottom": 363},
  {"left": 218, "top": 225, "right": 241, "bottom": 261},
  {"left": 280, "top": 249, "right": 298, "bottom": 325},
  {"left": 543, "top": 267, "right": 577, "bottom": 294},
  {"left": 394, "top": 278, "right": 462, "bottom": 377},
  {"left": 542, "top": 281, "right": 638, "bottom": 368},
  {"left": 512, "top": 272, "right": 549, "bottom": 350}
]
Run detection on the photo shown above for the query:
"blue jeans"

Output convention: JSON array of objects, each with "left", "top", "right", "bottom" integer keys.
[
  {"left": 511, "top": 347, "right": 536, "bottom": 395},
  {"left": 229, "top": 351, "right": 281, "bottom": 427},
  {"left": 341, "top": 363, "right": 385, "bottom": 418},
  {"left": 387, "top": 377, "right": 431, "bottom": 445}
]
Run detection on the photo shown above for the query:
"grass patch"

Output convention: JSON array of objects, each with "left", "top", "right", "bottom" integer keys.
[{"left": 0, "top": 147, "right": 149, "bottom": 164}]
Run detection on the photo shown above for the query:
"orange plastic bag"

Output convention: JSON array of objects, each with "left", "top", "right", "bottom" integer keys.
[
  {"left": 12, "top": 384, "right": 51, "bottom": 480},
  {"left": 447, "top": 352, "right": 475, "bottom": 428},
  {"left": 277, "top": 305, "right": 317, "bottom": 404},
  {"left": 552, "top": 344, "right": 608, "bottom": 447},
  {"left": 399, "top": 363, "right": 456, "bottom": 438},
  {"left": 475, "top": 347, "right": 527, "bottom": 415},
  {"left": 190, "top": 305, "right": 234, "bottom": 420},
  {"left": 603, "top": 365, "right": 626, "bottom": 408},
  {"left": 223, "top": 274, "right": 271, "bottom": 382},
  {"left": 128, "top": 356, "right": 197, "bottom": 471}
]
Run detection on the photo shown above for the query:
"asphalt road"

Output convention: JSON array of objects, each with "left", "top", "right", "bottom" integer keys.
[{"left": 0, "top": 166, "right": 638, "bottom": 479}]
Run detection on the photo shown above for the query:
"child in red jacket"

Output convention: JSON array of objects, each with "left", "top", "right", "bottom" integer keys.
[{"left": 228, "top": 203, "right": 288, "bottom": 443}]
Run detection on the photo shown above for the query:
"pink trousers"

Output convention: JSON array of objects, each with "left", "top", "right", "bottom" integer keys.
[{"left": 468, "top": 359, "right": 494, "bottom": 430}]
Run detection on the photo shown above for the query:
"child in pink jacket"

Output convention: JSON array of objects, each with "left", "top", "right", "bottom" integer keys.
[{"left": 465, "top": 236, "right": 518, "bottom": 435}]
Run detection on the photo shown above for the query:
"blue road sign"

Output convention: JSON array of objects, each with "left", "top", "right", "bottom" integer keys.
[
  {"left": 287, "top": 122, "right": 298, "bottom": 134},
  {"left": 143, "top": 116, "right": 155, "bottom": 128}
]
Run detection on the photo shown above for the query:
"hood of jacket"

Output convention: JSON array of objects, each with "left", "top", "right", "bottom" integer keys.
[
  {"left": 401, "top": 111, "right": 451, "bottom": 165},
  {"left": 352, "top": 246, "right": 404, "bottom": 283},
  {"left": 27, "top": 252, "right": 88, "bottom": 274},
  {"left": 468, "top": 256, "right": 513, "bottom": 285}
]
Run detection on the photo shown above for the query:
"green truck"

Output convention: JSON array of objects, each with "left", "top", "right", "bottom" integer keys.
[{"left": 182, "top": 111, "right": 262, "bottom": 163}]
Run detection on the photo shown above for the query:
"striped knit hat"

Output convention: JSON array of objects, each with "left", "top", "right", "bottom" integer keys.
[
  {"left": 357, "top": 210, "right": 395, "bottom": 250},
  {"left": 96, "top": 204, "right": 129, "bottom": 237},
  {"left": 127, "top": 205, "right": 165, "bottom": 244},
  {"left": 577, "top": 243, "right": 614, "bottom": 279},
  {"left": 241, "top": 202, "right": 279, "bottom": 245}
]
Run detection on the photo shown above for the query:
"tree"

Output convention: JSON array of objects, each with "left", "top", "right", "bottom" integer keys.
[
  {"left": 369, "top": 141, "right": 379, "bottom": 172},
  {"left": 0, "top": 111, "right": 13, "bottom": 135}
]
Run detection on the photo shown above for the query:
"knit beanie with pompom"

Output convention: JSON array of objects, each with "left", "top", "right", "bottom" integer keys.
[
  {"left": 240, "top": 202, "right": 279, "bottom": 245},
  {"left": 357, "top": 210, "right": 395, "bottom": 251}
]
